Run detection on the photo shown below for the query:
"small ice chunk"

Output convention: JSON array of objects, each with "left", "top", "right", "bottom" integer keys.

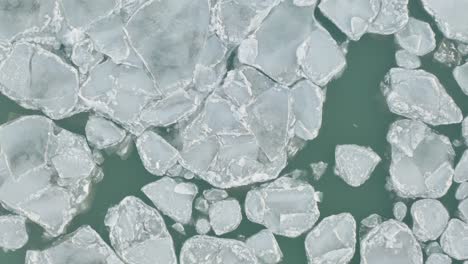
[
  {"left": 454, "top": 150, "right": 468, "bottom": 183},
  {"left": 245, "top": 177, "right": 320, "bottom": 237},
  {"left": 0, "top": 215, "right": 28, "bottom": 251},
  {"left": 393, "top": 201, "right": 408, "bottom": 221},
  {"left": 195, "top": 218, "right": 211, "bottom": 235},
  {"left": 425, "top": 242, "right": 444, "bottom": 256},
  {"left": 209, "top": 199, "right": 242, "bottom": 235},
  {"left": 305, "top": 213, "right": 356, "bottom": 264},
  {"left": 171, "top": 223, "right": 186, "bottom": 235},
  {"left": 360, "top": 220, "right": 423, "bottom": 264},
  {"left": 25, "top": 226, "right": 123, "bottom": 264},
  {"left": 85, "top": 115, "right": 126, "bottom": 150},
  {"left": 456, "top": 182, "right": 468, "bottom": 200},
  {"left": 387, "top": 119, "right": 455, "bottom": 198},
  {"left": 104, "top": 196, "right": 176, "bottom": 264},
  {"left": 194, "top": 197, "right": 210, "bottom": 214},
  {"left": 395, "top": 49, "right": 421, "bottom": 69},
  {"left": 360, "top": 214, "right": 382, "bottom": 236},
  {"left": 382, "top": 68, "right": 462, "bottom": 126},
  {"left": 291, "top": 80, "right": 325, "bottom": 140},
  {"left": 458, "top": 198, "right": 468, "bottom": 222},
  {"left": 180, "top": 236, "right": 258, "bottom": 264},
  {"left": 395, "top": 17, "right": 436, "bottom": 56},
  {"left": 0, "top": 43, "right": 79, "bottom": 119},
  {"left": 310, "top": 161, "right": 328, "bottom": 180},
  {"left": 410, "top": 199, "right": 449, "bottom": 242},
  {"left": 426, "top": 253, "right": 452, "bottom": 264},
  {"left": 421, "top": 0, "right": 468, "bottom": 43},
  {"left": 440, "top": 219, "right": 468, "bottom": 260},
  {"left": 368, "top": 0, "right": 409, "bottom": 35},
  {"left": 142, "top": 177, "right": 198, "bottom": 224},
  {"left": 246, "top": 229, "right": 283, "bottom": 264},
  {"left": 318, "top": 0, "right": 380, "bottom": 41},
  {"left": 203, "top": 188, "right": 228, "bottom": 202},
  {"left": 433, "top": 39, "right": 463, "bottom": 68},
  {"left": 454, "top": 62, "right": 468, "bottom": 96},
  {"left": 334, "top": 144, "right": 381, "bottom": 187},
  {"left": 136, "top": 131, "right": 179, "bottom": 176}
]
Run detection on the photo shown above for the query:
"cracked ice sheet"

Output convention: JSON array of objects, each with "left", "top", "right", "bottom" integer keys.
[
  {"left": 360, "top": 220, "right": 423, "bottom": 264},
  {"left": 382, "top": 68, "right": 462, "bottom": 126},
  {"left": 25, "top": 226, "right": 123, "bottom": 264},
  {"left": 305, "top": 213, "right": 356, "bottom": 264},
  {"left": 387, "top": 119, "right": 454, "bottom": 199},
  {"left": 0, "top": 215, "right": 28, "bottom": 252},
  {"left": 421, "top": 0, "right": 468, "bottom": 44},
  {"left": 318, "top": 0, "right": 380, "bottom": 41},
  {"left": 0, "top": 116, "right": 102, "bottom": 237},
  {"left": 0, "top": 42, "right": 80, "bottom": 120},
  {"left": 180, "top": 235, "right": 258, "bottom": 264},
  {"left": 245, "top": 177, "right": 320, "bottom": 237},
  {"left": 104, "top": 196, "right": 177, "bottom": 264}
]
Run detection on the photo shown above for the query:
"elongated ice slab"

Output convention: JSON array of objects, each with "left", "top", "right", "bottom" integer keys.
[
  {"left": 0, "top": 215, "right": 28, "bottom": 251},
  {"left": 410, "top": 199, "right": 449, "bottom": 242},
  {"left": 440, "top": 219, "right": 468, "bottom": 260},
  {"left": 246, "top": 229, "right": 283, "bottom": 264},
  {"left": 395, "top": 17, "right": 436, "bottom": 56},
  {"left": 25, "top": 226, "right": 123, "bottom": 264},
  {"left": 245, "top": 177, "right": 320, "bottom": 237},
  {"left": 334, "top": 144, "right": 381, "bottom": 187},
  {"left": 305, "top": 213, "right": 356, "bottom": 264},
  {"left": 180, "top": 236, "right": 258, "bottom": 264},
  {"left": 387, "top": 119, "right": 454, "bottom": 198},
  {"left": 209, "top": 198, "right": 242, "bottom": 235}
]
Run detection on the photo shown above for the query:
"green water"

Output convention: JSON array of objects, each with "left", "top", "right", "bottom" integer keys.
[{"left": 1, "top": 1, "right": 467, "bottom": 263}]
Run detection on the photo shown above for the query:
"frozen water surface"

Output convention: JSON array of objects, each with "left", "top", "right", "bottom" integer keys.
[
  {"left": 395, "top": 17, "right": 436, "bottom": 56},
  {"left": 440, "top": 219, "right": 468, "bottom": 260},
  {"left": 410, "top": 199, "right": 449, "bottom": 242},
  {"left": 0, "top": 215, "right": 28, "bottom": 252},
  {"left": 246, "top": 229, "right": 283, "bottom": 264}
]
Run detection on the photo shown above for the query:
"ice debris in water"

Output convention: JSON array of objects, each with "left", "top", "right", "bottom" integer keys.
[
  {"left": 410, "top": 199, "right": 449, "bottom": 242},
  {"left": 180, "top": 235, "right": 258, "bottom": 264},
  {"left": 387, "top": 119, "right": 455, "bottom": 198},
  {"left": 367, "top": 0, "right": 409, "bottom": 35},
  {"left": 334, "top": 144, "right": 381, "bottom": 187},
  {"left": 458, "top": 198, "right": 468, "bottom": 222},
  {"left": 245, "top": 176, "right": 320, "bottom": 237},
  {"left": 456, "top": 182, "right": 468, "bottom": 200},
  {"left": 360, "top": 220, "right": 423, "bottom": 264},
  {"left": 142, "top": 177, "right": 198, "bottom": 224},
  {"left": 395, "top": 17, "right": 436, "bottom": 56},
  {"left": 0, "top": 116, "right": 102, "bottom": 237},
  {"left": 454, "top": 62, "right": 468, "bottom": 95},
  {"left": 208, "top": 198, "right": 242, "bottom": 235},
  {"left": 382, "top": 68, "right": 462, "bottom": 126},
  {"left": 25, "top": 226, "right": 123, "bottom": 264},
  {"left": 421, "top": 0, "right": 468, "bottom": 43},
  {"left": 85, "top": 115, "right": 126, "bottom": 151},
  {"left": 203, "top": 188, "right": 229, "bottom": 202},
  {"left": 104, "top": 196, "right": 177, "bottom": 264},
  {"left": 393, "top": 201, "right": 407, "bottom": 221},
  {"left": 318, "top": 0, "right": 380, "bottom": 41},
  {"left": 310, "top": 161, "right": 328, "bottom": 181},
  {"left": 433, "top": 39, "right": 463, "bottom": 68},
  {"left": 0, "top": 215, "right": 28, "bottom": 251},
  {"left": 395, "top": 49, "right": 421, "bottom": 69},
  {"left": 440, "top": 219, "right": 468, "bottom": 260},
  {"left": 454, "top": 150, "right": 468, "bottom": 183},
  {"left": 246, "top": 229, "right": 283, "bottom": 264},
  {"left": 305, "top": 213, "right": 356, "bottom": 264},
  {"left": 426, "top": 253, "right": 452, "bottom": 264}
]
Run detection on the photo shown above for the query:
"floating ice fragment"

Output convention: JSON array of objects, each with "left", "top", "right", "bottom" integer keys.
[
  {"left": 25, "top": 226, "right": 123, "bottom": 264},
  {"left": 454, "top": 150, "right": 468, "bottom": 183},
  {"left": 425, "top": 242, "right": 444, "bottom": 256},
  {"left": 456, "top": 182, "right": 468, "bottom": 200},
  {"left": 245, "top": 177, "right": 320, "bottom": 237},
  {"left": 440, "top": 219, "right": 468, "bottom": 260},
  {"left": 387, "top": 119, "right": 455, "bottom": 198},
  {"left": 426, "top": 253, "right": 452, "bottom": 264},
  {"left": 368, "top": 0, "right": 409, "bottom": 35},
  {"left": 142, "top": 177, "right": 197, "bottom": 224},
  {"left": 458, "top": 198, "right": 468, "bottom": 222},
  {"left": 433, "top": 39, "right": 463, "bottom": 68},
  {"left": 393, "top": 201, "right": 407, "bottom": 221},
  {"left": 310, "top": 161, "right": 328, "bottom": 180},
  {"left": 318, "top": 0, "right": 380, "bottom": 41},
  {"left": 454, "top": 62, "right": 468, "bottom": 96},
  {"left": 395, "top": 49, "right": 421, "bottom": 69},
  {"left": 194, "top": 197, "right": 210, "bottom": 215},
  {"left": 410, "top": 199, "right": 449, "bottom": 242},
  {"left": 104, "top": 196, "right": 176, "bottom": 264},
  {"left": 421, "top": 0, "right": 468, "bottom": 43},
  {"left": 180, "top": 236, "right": 258, "bottom": 264},
  {"left": 246, "top": 229, "right": 283, "bottom": 264},
  {"left": 0, "top": 215, "right": 28, "bottom": 252},
  {"left": 395, "top": 17, "right": 436, "bottom": 56},
  {"left": 209, "top": 198, "right": 242, "bottom": 235},
  {"left": 0, "top": 43, "right": 79, "bottom": 119},
  {"left": 382, "top": 68, "right": 462, "bottom": 126},
  {"left": 203, "top": 188, "right": 228, "bottom": 202},
  {"left": 360, "top": 220, "right": 423, "bottom": 264},
  {"left": 136, "top": 131, "right": 179, "bottom": 176},
  {"left": 334, "top": 144, "right": 381, "bottom": 187},
  {"left": 195, "top": 217, "right": 211, "bottom": 235},
  {"left": 171, "top": 222, "right": 186, "bottom": 235},
  {"left": 85, "top": 115, "right": 126, "bottom": 150},
  {"left": 0, "top": 116, "right": 101, "bottom": 237},
  {"left": 305, "top": 213, "right": 356, "bottom": 264}
]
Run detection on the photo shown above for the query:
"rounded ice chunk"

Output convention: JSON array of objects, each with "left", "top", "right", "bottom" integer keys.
[
  {"left": 0, "top": 215, "right": 28, "bottom": 251},
  {"left": 393, "top": 201, "right": 407, "bottom": 221},
  {"left": 246, "top": 229, "right": 283, "bottom": 264},
  {"left": 410, "top": 199, "right": 449, "bottom": 242},
  {"left": 367, "top": 0, "right": 409, "bottom": 35},
  {"left": 395, "top": 17, "right": 436, "bottom": 56},
  {"left": 426, "top": 253, "right": 452, "bottom": 264},
  {"left": 440, "top": 219, "right": 468, "bottom": 260},
  {"left": 208, "top": 198, "right": 242, "bottom": 235}
]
